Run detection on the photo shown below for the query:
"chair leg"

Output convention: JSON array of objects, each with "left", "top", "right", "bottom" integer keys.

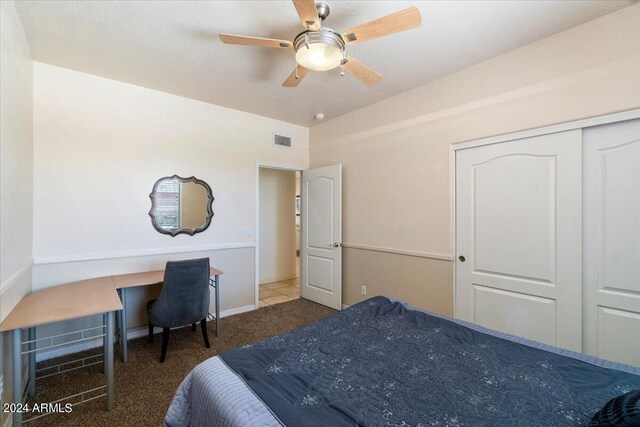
[
  {"left": 201, "top": 318, "right": 210, "bottom": 349},
  {"left": 148, "top": 323, "right": 154, "bottom": 343},
  {"left": 160, "top": 328, "right": 170, "bottom": 363},
  {"left": 192, "top": 323, "right": 196, "bottom": 331}
]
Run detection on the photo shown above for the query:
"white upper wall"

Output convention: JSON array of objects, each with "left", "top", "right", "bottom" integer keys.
[
  {"left": 33, "top": 62, "right": 309, "bottom": 263},
  {"left": 1, "top": 0, "right": 33, "bottom": 319},
  {"left": 1, "top": 2, "right": 33, "bottom": 423}
]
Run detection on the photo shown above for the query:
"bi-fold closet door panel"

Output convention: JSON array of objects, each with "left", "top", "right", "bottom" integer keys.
[
  {"left": 583, "top": 118, "right": 640, "bottom": 367},
  {"left": 455, "top": 130, "right": 583, "bottom": 352}
]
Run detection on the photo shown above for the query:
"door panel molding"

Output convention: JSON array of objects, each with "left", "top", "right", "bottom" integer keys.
[
  {"left": 596, "top": 306, "right": 640, "bottom": 366},
  {"left": 469, "top": 271, "right": 557, "bottom": 298},
  {"left": 471, "top": 154, "right": 557, "bottom": 284},
  {"left": 473, "top": 269, "right": 555, "bottom": 286},
  {"left": 472, "top": 284, "right": 557, "bottom": 346}
]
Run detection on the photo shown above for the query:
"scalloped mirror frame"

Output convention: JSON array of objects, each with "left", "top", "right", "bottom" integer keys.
[{"left": 149, "top": 174, "right": 214, "bottom": 237}]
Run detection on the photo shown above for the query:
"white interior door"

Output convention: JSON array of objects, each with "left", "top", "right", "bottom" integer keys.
[
  {"left": 301, "top": 165, "right": 342, "bottom": 310},
  {"left": 455, "top": 130, "right": 582, "bottom": 351},
  {"left": 584, "top": 118, "right": 640, "bottom": 366}
]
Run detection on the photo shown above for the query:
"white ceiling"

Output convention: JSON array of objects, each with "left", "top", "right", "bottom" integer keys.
[{"left": 15, "top": 0, "right": 632, "bottom": 126}]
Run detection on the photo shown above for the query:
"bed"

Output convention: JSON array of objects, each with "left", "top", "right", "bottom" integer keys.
[{"left": 165, "top": 296, "right": 640, "bottom": 426}]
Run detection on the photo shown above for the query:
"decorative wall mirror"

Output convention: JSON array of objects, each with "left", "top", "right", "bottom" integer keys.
[{"left": 149, "top": 175, "right": 214, "bottom": 236}]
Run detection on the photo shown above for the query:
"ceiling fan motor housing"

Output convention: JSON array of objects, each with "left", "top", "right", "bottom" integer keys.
[{"left": 316, "top": 3, "right": 330, "bottom": 21}]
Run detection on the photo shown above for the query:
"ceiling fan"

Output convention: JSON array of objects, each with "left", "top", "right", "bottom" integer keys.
[{"left": 219, "top": 0, "right": 422, "bottom": 87}]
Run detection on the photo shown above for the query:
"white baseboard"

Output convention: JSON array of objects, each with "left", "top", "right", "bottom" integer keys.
[
  {"left": 36, "top": 304, "right": 256, "bottom": 362},
  {"left": 217, "top": 304, "right": 256, "bottom": 317}
]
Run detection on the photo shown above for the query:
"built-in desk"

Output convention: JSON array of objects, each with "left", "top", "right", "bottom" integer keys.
[
  {"left": 0, "top": 266, "right": 224, "bottom": 426},
  {"left": 0, "top": 277, "right": 122, "bottom": 426},
  {"left": 109, "top": 267, "right": 223, "bottom": 362},
  {"left": 0, "top": 277, "right": 121, "bottom": 332}
]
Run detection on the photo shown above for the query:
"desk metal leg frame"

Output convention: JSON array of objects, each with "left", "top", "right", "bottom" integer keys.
[
  {"left": 27, "top": 328, "right": 36, "bottom": 397},
  {"left": 103, "top": 314, "right": 108, "bottom": 373},
  {"left": 115, "top": 306, "right": 120, "bottom": 345},
  {"left": 118, "top": 289, "right": 127, "bottom": 363},
  {"left": 207, "top": 275, "right": 220, "bottom": 337},
  {"left": 12, "top": 329, "right": 22, "bottom": 427},
  {"left": 105, "top": 311, "right": 114, "bottom": 410},
  {"left": 11, "top": 312, "right": 116, "bottom": 427},
  {"left": 215, "top": 274, "right": 220, "bottom": 336}
]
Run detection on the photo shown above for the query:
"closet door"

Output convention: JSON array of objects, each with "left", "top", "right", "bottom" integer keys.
[
  {"left": 455, "top": 130, "right": 582, "bottom": 351},
  {"left": 584, "top": 118, "right": 640, "bottom": 366}
]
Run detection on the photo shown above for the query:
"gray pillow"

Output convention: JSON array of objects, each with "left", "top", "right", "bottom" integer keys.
[{"left": 589, "top": 390, "right": 640, "bottom": 427}]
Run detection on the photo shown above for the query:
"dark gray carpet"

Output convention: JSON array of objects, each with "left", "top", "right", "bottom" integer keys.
[{"left": 25, "top": 299, "right": 336, "bottom": 426}]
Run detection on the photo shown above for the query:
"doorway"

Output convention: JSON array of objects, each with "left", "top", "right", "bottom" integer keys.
[{"left": 257, "top": 167, "right": 301, "bottom": 307}]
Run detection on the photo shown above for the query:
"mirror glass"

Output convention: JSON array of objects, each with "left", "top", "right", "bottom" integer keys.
[{"left": 149, "top": 175, "right": 214, "bottom": 236}]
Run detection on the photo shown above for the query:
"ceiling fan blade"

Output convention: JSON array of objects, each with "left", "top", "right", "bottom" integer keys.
[
  {"left": 342, "top": 6, "right": 422, "bottom": 45},
  {"left": 283, "top": 65, "right": 308, "bottom": 87},
  {"left": 341, "top": 57, "right": 382, "bottom": 86},
  {"left": 292, "top": 0, "right": 321, "bottom": 31},
  {"left": 219, "top": 33, "right": 292, "bottom": 48}
]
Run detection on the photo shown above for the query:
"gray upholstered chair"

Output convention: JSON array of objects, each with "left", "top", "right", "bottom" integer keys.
[{"left": 147, "top": 258, "right": 211, "bottom": 362}]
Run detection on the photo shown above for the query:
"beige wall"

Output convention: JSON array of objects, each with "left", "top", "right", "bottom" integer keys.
[
  {"left": 310, "top": 5, "right": 640, "bottom": 315},
  {"left": 259, "top": 168, "right": 297, "bottom": 284},
  {"left": 31, "top": 62, "right": 308, "bottom": 357},
  {"left": 0, "top": 1, "right": 33, "bottom": 425}
]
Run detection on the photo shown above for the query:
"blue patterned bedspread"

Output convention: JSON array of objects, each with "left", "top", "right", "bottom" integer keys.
[{"left": 219, "top": 297, "right": 640, "bottom": 426}]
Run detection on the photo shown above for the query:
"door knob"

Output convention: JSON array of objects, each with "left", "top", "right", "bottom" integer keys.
[
  {"left": 332, "top": 242, "right": 342, "bottom": 248},
  {"left": 458, "top": 255, "right": 466, "bottom": 262}
]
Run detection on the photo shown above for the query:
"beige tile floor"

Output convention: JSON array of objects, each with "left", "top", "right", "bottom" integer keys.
[{"left": 259, "top": 276, "right": 300, "bottom": 308}]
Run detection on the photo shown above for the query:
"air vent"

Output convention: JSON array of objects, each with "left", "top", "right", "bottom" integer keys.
[{"left": 273, "top": 134, "right": 292, "bottom": 148}]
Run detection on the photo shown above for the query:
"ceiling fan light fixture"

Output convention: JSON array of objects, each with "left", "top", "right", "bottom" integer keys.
[
  {"left": 294, "top": 29, "right": 345, "bottom": 72},
  {"left": 221, "top": 3, "right": 423, "bottom": 87}
]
